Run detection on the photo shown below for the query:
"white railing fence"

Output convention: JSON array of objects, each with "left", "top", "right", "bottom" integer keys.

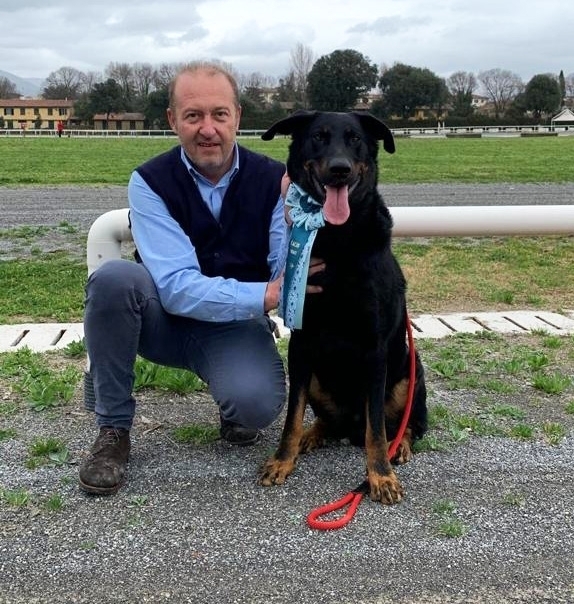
[
  {"left": 3, "top": 124, "right": 574, "bottom": 139},
  {"left": 87, "top": 205, "right": 574, "bottom": 275}
]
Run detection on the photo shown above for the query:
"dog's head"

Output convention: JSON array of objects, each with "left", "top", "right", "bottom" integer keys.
[{"left": 262, "top": 110, "right": 394, "bottom": 225}]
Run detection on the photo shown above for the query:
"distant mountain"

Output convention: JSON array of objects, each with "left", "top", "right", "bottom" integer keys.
[{"left": 0, "top": 69, "right": 43, "bottom": 97}]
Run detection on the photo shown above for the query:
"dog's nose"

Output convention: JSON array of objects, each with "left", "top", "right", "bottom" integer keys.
[{"left": 328, "top": 158, "right": 352, "bottom": 178}]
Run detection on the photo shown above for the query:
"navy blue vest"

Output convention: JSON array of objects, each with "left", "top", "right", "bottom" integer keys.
[{"left": 136, "top": 146, "right": 285, "bottom": 282}]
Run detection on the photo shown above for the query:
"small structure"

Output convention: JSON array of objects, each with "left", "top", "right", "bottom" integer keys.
[
  {"left": 551, "top": 107, "right": 574, "bottom": 130},
  {"left": 93, "top": 112, "right": 146, "bottom": 131}
]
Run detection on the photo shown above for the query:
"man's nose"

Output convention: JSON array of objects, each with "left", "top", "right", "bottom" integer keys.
[{"left": 198, "top": 115, "right": 217, "bottom": 136}]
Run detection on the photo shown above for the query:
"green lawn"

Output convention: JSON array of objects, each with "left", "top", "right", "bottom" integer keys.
[
  {"left": 1, "top": 135, "right": 573, "bottom": 185},
  {"left": 0, "top": 134, "right": 573, "bottom": 324}
]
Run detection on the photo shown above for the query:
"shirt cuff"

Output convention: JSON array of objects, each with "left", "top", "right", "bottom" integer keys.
[{"left": 234, "top": 281, "right": 267, "bottom": 320}]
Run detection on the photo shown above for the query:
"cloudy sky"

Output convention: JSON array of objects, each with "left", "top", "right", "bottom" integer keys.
[{"left": 2, "top": 0, "right": 573, "bottom": 83}]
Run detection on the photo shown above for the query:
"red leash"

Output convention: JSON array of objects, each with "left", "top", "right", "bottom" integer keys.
[{"left": 306, "top": 313, "right": 417, "bottom": 531}]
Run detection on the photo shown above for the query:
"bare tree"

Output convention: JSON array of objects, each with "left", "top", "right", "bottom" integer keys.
[
  {"left": 132, "top": 63, "right": 155, "bottom": 99},
  {"left": 237, "top": 72, "right": 275, "bottom": 92},
  {"left": 447, "top": 71, "right": 478, "bottom": 96},
  {"left": 289, "top": 43, "right": 314, "bottom": 107},
  {"left": 42, "top": 66, "right": 84, "bottom": 99},
  {"left": 81, "top": 71, "right": 103, "bottom": 94},
  {"left": 446, "top": 71, "right": 478, "bottom": 117},
  {"left": 152, "top": 62, "right": 184, "bottom": 90},
  {"left": 105, "top": 62, "right": 135, "bottom": 107},
  {"left": 478, "top": 68, "right": 523, "bottom": 118},
  {"left": 0, "top": 76, "right": 19, "bottom": 99}
]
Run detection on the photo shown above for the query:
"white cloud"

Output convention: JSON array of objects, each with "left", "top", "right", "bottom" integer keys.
[{"left": 1, "top": 0, "right": 573, "bottom": 82}]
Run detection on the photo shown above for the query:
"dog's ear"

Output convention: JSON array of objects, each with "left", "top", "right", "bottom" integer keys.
[
  {"left": 352, "top": 112, "right": 395, "bottom": 155},
  {"left": 261, "top": 110, "right": 318, "bottom": 140}
]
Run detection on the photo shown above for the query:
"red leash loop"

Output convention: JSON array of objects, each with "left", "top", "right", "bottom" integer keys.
[
  {"left": 306, "top": 482, "right": 369, "bottom": 530},
  {"left": 306, "top": 313, "right": 417, "bottom": 531}
]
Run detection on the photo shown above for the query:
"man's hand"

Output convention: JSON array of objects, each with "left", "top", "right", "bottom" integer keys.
[
  {"left": 265, "top": 258, "right": 324, "bottom": 312},
  {"left": 281, "top": 172, "right": 293, "bottom": 225},
  {"left": 307, "top": 258, "right": 325, "bottom": 294},
  {"left": 281, "top": 172, "right": 291, "bottom": 200},
  {"left": 264, "top": 274, "right": 283, "bottom": 312}
]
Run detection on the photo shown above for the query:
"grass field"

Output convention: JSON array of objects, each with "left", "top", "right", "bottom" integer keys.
[
  {"left": 0, "top": 134, "right": 573, "bottom": 323},
  {"left": 1, "top": 134, "right": 574, "bottom": 185}
]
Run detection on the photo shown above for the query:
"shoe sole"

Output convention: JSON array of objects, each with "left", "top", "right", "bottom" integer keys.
[
  {"left": 221, "top": 433, "right": 262, "bottom": 446},
  {"left": 78, "top": 477, "right": 124, "bottom": 495}
]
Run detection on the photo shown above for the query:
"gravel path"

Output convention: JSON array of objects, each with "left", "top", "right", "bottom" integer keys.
[
  {"left": 1, "top": 388, "right": 573, "bottom": 604},
  {"left": 1, "top": 182, "right": 573, "bottom": 229},
  {"left": 1, "top": 184, "right": 574, "bottom": 603}
]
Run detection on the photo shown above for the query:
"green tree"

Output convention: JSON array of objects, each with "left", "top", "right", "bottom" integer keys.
[
  {"left": 378, "top": 63, "right": 448, "bottom": 119},
  {"left": 88, "top": 79, "right": 125, "bottom": 127},
  {"left": 144, "top": 88, "right": 170, "bottom": 129},
  {"left": 522, "top": 74, "right": 562, "bottom": 119},
  {"left": 307, "top": 49, "right": 378, "bottom": 111},
  {"left": 71, "top": 94, "right": 94, "bottom": 125},
  {"left": 105, "top": 62, "right": 135, "bottom": 111},
  {"left": 242, "top": 85, "right": 265, "bottom": 108},
  {"left": 275, "top": 72, "right": 298, "bottom": 103}
]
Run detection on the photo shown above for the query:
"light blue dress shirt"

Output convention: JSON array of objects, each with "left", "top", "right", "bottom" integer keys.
[{"left": 128, "top": 145, "right": 287, "bottom": 322}]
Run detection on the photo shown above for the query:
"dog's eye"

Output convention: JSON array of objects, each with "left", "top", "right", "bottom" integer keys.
[
  {"left": 312, "top": 131, "right": 328, "bottom": 143},
  {"left": 348, "top": 133, "right": 361, "bottom": 144}
]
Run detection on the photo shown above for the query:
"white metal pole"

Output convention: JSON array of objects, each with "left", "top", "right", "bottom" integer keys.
[
  {"left": 86, "top": 208, "right": 132, "bottom": 276},
  {"left": 390, "top": 205, "right": 574, "bottom": 237},
  {"left": 85, "top": 205, "right": 574, "bottom": 279}
]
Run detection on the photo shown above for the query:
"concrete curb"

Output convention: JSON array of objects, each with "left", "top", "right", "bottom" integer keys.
[{"left": 1, "top": 310, "right": 573, "bottom": 353}]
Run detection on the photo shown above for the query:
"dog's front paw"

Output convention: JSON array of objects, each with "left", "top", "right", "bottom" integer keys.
[
  {"left": 368, "top": 471, "right": 404, "bottom": 504},
  {"left": 258, "top": 457, "right": 296, "bottom": 486}
]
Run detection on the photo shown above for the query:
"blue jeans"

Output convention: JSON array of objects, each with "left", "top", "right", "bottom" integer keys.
[{"left": 84, "top": 259, "right": 286, "bottom": 431}]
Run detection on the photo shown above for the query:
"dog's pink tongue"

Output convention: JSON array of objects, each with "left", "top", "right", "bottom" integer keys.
[{"left": 323, "top": 185, "right": 350, "bottom": 225}]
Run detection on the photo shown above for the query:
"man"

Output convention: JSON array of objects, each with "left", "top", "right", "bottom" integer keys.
[{"left": 79, "top": 62, "right": 287, "bottom": 495}]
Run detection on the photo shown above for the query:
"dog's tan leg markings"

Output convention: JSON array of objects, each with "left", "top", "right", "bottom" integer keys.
[
  {"left": 389, "top": 428, "right": 414, "bottom": 465},
  {"left": 258, "top": 388, "right": 307, "bottom": 486},
  {"left": 385, "top": 378, "right": 415, "bottom": 464},
  {"left": 298, "top": 374, "right": 331, "bottom": 453},
  {"left": 300, "top": 418, "right": 327, "bottom": 453},
  {"left": 386, "top": 378, "right": 409, "bottom": 418},
  {"left": 365, "top": 406, "right": 403, "bottom": 505}
]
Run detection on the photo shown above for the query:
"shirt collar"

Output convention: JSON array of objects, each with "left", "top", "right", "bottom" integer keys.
[{"left": 180, "top": 143, "right": 240, "bottom": 187}]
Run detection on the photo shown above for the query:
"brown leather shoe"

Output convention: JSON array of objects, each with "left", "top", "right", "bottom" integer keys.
[
  {"left": 220, "top": 416, "right": 261, "bottom": 446},
  {"left": 79, "top": 427, "right": 130, "bottom": 495}
]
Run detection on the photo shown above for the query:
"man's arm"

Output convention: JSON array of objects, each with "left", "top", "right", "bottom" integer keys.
[{"left": 128, "top": 171, "right": 268, "bottom": 322}]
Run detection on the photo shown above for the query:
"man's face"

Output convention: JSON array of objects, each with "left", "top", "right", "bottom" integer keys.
[{"left": 167, "top": 70, "right": 241, "bottom": 183}]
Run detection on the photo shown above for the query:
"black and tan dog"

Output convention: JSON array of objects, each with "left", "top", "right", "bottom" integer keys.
[{"left": 259, "top": 111, "right": 428, "bottom": 504}]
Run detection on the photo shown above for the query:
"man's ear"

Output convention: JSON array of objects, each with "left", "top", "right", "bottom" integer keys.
[
  {"left": 166, "top": 108, "right": 177, "bottom": 135},
  {"left": 235, "top": 104, "right": 242, "bottom": 131}
]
